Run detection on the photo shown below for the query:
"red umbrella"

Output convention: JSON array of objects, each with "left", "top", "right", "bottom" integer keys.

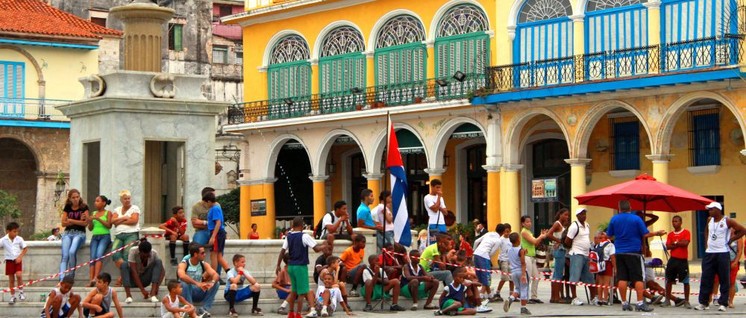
[{"left": 575, "top": 173, "right": 713, "bottom": 212}]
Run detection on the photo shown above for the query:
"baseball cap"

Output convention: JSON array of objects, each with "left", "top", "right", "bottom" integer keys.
[
  {"left": 575, "top": 208, "right": 587, "bottom": 215},
  {"left": 705, "top": 202, "right": 722, "bottom": 210}
]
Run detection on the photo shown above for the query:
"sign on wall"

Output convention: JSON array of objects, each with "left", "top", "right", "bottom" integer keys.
[
  {"left": 531, "top": 178, "right": 558, "bottom": 202},
  {"left": 251, "top": 199, "right": 267, "bottom": 216}
]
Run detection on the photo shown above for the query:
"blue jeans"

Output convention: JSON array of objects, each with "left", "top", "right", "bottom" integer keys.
[
  {"left": 474, "top": 255, "right": 492, "bottom": 287},
  {"left": 552, "top": 248, "right": 567, "bottom": 280},
  {"left": 60, "top": 230, "right": 86, "bottom": 280},
  {"left": 89, "top": 234, "right": 111, "bottom": 266},
  {"left": 568, "top": 254, "right": 594, "bottom": 284},
  {"left": 699, "top": 252, "right": 730, "bottom": 307},
  {"left": 181, "top": 281, "right": 220, "bottom": 312}
]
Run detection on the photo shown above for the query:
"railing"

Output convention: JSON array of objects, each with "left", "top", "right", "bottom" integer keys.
[
  {"left": 486, "top": 35, "right": 743, "bottom": 92},
  {"left": 0, "top": 98, "right": 73, "bottom": 121},
  {"left": 228, "top": 74, "right": 485, "bottom": 124}
]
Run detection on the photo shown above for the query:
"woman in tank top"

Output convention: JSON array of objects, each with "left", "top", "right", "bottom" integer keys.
[
  {"left": 87, "top": 195, "right": 113, "bottom": 287},
  {"left": 59, "top": 189, "right": 89, "bottom": 281},
  {"left": 547, "top": 208, "right": 570, "bottom": 303}
]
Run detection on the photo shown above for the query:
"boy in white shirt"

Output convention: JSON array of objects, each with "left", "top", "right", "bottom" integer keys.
[
  {"left": 2, "top": 222, "right": 28, "bottom": 304},
  {"left": 494, "top": 223, "right": 513, "bottom": 301},
  {"left": 225, "top": 254, "right": 261, "bottom": 317},
  {"left": 473, "top": 225, "right": 502, "bottom": 302},
  {"left": 316, "top": 273, "right": 352, "bottom": 316}
]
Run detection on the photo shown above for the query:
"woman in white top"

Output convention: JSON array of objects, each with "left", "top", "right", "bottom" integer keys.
[
  {"left": 371, "top": 190, "right": 394, "bottom": 248},
  {"left": 546, "top": 208, "right": 570, "bottom": 304},
  {"left": 111, "top": 190, "right": 141, "bottom": 284}
]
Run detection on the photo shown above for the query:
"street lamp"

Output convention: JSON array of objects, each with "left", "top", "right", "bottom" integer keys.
[{"left": 54, "top": 171, "right": 66, "bottom": 201}]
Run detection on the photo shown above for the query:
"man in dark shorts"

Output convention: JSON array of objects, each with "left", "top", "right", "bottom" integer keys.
[{"left": 607, "top": 200, "right": 665, "bottom": 312}]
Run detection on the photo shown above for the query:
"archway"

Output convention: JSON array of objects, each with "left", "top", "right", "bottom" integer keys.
[
  {"left": 316, "top": 130, "right": 366, "bottom": 225},
  {"left": 273, "top": 139, "right": 313, "bottom": 225},
  {"left": 0, "top": 138, "right": 37, "bottom": 237}
]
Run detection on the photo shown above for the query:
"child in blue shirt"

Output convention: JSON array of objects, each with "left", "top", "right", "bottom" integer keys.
[{"left": 503, "top": 232, "right": 531, "bottom": 315}]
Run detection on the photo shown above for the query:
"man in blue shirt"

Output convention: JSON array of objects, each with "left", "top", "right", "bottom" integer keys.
[
  {"left": 607, "top": 200, "right": 665, "bottom": 312},
  {"left": 204, "top": 192, "right": 229, "bottom": 279},
  {"left": 356, "top": 189, "right": 381, "bottom": 231}
]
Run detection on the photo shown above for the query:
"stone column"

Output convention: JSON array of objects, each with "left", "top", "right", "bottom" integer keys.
[
  {"left": 424, "top": 168, "right": 445, "bottom": 181},
  {"left": 426, "top": 40, "right": 435, "bottom": 79},
  {"left": 310, "top": 175, "right": 329, "bottom": 225},
  {"left": 365, "top": 51, "right": 375, "bottom": 92},
  {"left": 501, "top": 164, "right": 523, "bottom": 230},
  {"left": 238, "top": 182, "right": 252, "bottom": 238},
  {"left": 310, "top": 59, "right": 319, "bottom": 113},
  {"left": 646, "top": 154, "right": 673, "bottom": 259},
  {"left": 484, "top": 165, "right": 501, "bottom": 231},
  {"left": 570, "top": 14, "right": 585, "bottom": 82},
  {"left": 644, "top": 0, "right": 662, "bottom": 74},
  {"left": 262, "top": 180, "right": 277, "bottom": 239},
  {"left": 364, "top": 173, "right": 383, "bottom": 207},
  {"left": 565, "top": 158, "right": 591, "bottom": 220},
  {"left": 110, "top": 3, "right": 175, "bottom": 72}
]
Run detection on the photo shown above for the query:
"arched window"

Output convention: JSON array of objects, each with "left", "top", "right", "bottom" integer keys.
[
  {"left": 374, "top": 14, "right": 427, "bottom": 95},
  {"left": 318, "top": 26, "right": 366, "bottom": 113},
  {"left": 661, "top": 0, "right": 738, "bottom": 71},
  {"left": 514, "top": 0, "right": 574, "bottom": 87},
  {"left": 584, "top": 0, "right": 647, "bottom": 80},
  {"left": 435, "top": 4, "right": 490, "bottom": 98},
  {"left": 268, "top": 35, "right": 311, "bottom": 119}
]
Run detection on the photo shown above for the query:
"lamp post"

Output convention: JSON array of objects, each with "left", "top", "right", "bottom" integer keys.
[{"left": 54, "top": 171, "right": 66, "bottom": 202}]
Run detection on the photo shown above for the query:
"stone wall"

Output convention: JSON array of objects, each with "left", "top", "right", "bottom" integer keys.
[{"left": 0, "top": 126, "right": 70, "bottom": 237}]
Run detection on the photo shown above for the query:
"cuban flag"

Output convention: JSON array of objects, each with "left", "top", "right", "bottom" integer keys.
[{"left": 387, "top": 118, "right": 411, "bottom": 246}]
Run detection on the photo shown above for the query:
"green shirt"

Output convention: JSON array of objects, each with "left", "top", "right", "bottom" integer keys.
[
  {"left": 419, "top": 243, "right": 441, "bottom": 272},
  {"left": 91, "top": 211, "right": 110, "bottom": 236},
  {"left": 521, "top": 228, "right": 536, "bottom": 257}
]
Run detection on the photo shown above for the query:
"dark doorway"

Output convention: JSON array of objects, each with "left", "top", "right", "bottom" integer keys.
[
  {"left": 0, "top": 138, "right": 37, "bottom": 237},
  {"left": 349, "top": 153, "right": 367, "bottom": 225},
  {"left": 402, "top": 152, "right": 429, "bottom": 226},
  {"left": 466, "top": 144, "right": 487, "bottom": 223},
  {"left": 274, "top": 142, "right": 313, "bottom": 224},
  {"left": 531, "top": 139, "right": 570, "bottom": 233}
]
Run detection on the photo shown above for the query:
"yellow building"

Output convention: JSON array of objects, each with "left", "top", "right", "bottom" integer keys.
[
  {"left": 225, "top": 0, "right": 746, "bottom": 259},
  {"left": 0, "top": 0, "right": 121, "bottom": 236}
]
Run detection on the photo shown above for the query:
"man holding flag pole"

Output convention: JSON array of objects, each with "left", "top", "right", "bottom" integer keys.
[{"left": 385, "top": 114, "right": 412, "bottom": 248}]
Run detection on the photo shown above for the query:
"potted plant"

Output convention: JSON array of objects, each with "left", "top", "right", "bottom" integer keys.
[{"left": 414, "top": 96, "right": 423, "bottom": 103}]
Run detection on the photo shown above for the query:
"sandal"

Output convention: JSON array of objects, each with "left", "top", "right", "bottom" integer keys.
[
  {"left": 423, "top": 304, "right": 438, "bottom": 310},
  {"left": 252, "top": 308, "right": 264, "bottom": 316}
]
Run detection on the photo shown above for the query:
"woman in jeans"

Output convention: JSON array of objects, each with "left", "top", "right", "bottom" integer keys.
[
  {"left": 546, "top": 208, "right": 571, "bottom": 303},
  {"left": 111, "top": 190, "right": 140, "bottom": 285},
  {"left": 59, "top": 189, "right": 89, "bottom": 281},
  {"left": 520, "top": 215, "right": 548, "bottom": 303},
  {"left": 87, "top": 195, "right": 113, "bottom": 286}
]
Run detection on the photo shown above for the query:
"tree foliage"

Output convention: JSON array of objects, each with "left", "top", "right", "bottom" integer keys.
[
  {"left": 217, "top": 188, "right": 240, "bottom": 236},
  {"left": 0, "top": 190, "right": 21, "bottom": 219}
]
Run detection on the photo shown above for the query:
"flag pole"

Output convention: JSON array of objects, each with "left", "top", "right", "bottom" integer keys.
[{"left": 380, "top": 111, "right": 390, "bottom": 311}]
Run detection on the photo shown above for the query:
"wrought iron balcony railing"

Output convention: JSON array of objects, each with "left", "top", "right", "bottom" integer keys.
[
  {"left": 486, "top": 35, "right": 743, "bottom": 92},
  {"left": 228, "top": 73, "right": 485, "bottom": 124},
  {"left": 0, "top": 98, "right": 73, "bottom": 121}
]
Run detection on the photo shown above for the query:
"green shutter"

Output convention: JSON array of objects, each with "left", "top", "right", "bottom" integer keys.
[
  {"left": 318, "top": 53, "right": 365, "bottom": 114},
  {"left": 434, "top": 33, "right": 489, "bottom": 99},
  {"left": 267, "top": 61, "right": 311, "bottom": 119},
  {"left": 174, "top": 25, "right": 183, "bottom": 52}
]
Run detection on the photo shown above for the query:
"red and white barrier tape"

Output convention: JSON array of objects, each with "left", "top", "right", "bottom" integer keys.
[
  {"left": 382, "top": 249, "right": 746, "bottom": 296},
  {"left": 1, "top": 234, "right": 163, "bottom": 294}
]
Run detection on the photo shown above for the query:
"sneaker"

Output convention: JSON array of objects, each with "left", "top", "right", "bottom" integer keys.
[
  {"left": 683, "top": 301, "right": 692, "bottom": 309},
  {"left": 529, "top": 298, "right": 543, "bottom": 304},
  {"left": 363, "top": 304, "right": 373, "bottom": 312},
  {"left": 520, "top": 307, "right": 531, "bottom": 315},
  {"left": 491, "top": 294, "right": 503, "bottom": 302},
  {"left": 320, "top": 307, "right": 329, "bottom": 317},
  {"left": 476, "top": 305, "right": 492, "bottom": 313},
  {"left": 196, "top": 314, "right": 206, "bottom": 318},
  {"left": 278, "top": 307, "right": 288, "bottom": 315},
  {"left": 571, "top": 298, "right": 584, "bottom": 306},
  {"left": 8, "top": 296, "right": 16, "bottom": 305},
  {"left": 718, "top": 305, "right": 727, "bottom": 312},
  {"left": 306, "top": 308, "right": 318, "bottom": 317},
  {"left": 503, "top": 299, "right": 512, "bottom": 313},
  {"left": 18, "top": 291, "right": 25, "bottom": 301},
  {"left": 433, "top": 310, "right": 443, "bottom": 316},
  {"left": 150, "top": 296, "right": 159, "bottom": 303},
  {"left": 591, "top": 297, "right": 599, "bottom": 306},
  {"left": 636, "top": 302, "right": 654, "bottom": 312},
  {"left": 651, "top": 294, "right": 664, "bottom": 305},
  {"left": 229, "top": 308, "right": 239, "bottom": 317},
  {"left": 410, "top": 304, "right": 418, "bottom": 311},
  {"left": 694, "top": 304, "right": 709, "bottom": 311},
  {"left": 660, "top": 300, "right": 671, "bottom": 307},
  {"left": 199, "top": 308, "right": 212, "bottom": 317},
  {"left": 125, "top": 297, "right": 133, "bottom": 304},
  {"left": 390, "top": 304, "right": 406, "bottom": 311},
  {"left": 674, "top": 298, "right": 686, "bottom": 307},
  {"left": 622, "top": 303, "right": 633, "bottom": 311},
  {"left": 349, "top": 289, "right": 359, "bottom": 297}
]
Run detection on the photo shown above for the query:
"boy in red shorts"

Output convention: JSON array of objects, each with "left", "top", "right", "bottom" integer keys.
[
  {"left": 664, "top": 215, "right": 691, "bottom": 308},
  {"left": 2, "top": 222, "right": 28, "bottom": 304},
  {"left": 160, "top": 206, "right": 191, "bottom": 265}
]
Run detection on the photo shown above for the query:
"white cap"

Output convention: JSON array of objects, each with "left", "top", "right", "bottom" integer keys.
[
  {"left": 705, "top": 202, "right": 722, "bottom": 210},
  {"left": 575, "top": 208, "right": 587, "bottom": 215}
]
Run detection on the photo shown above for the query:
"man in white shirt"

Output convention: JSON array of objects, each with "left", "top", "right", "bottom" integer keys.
[
  {"left": 565, "top": 208, "right": 596, "bottom": 305},
  {"left": 321, "top": 201, "right": 353, "bottom": 240},
  {"left": 423, "top": 179, "right": 447, "bottom": 244}
]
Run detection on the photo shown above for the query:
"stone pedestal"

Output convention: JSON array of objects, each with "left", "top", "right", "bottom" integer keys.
[{"left": 110, "top": 3, "right": 174, "bottom": 72}]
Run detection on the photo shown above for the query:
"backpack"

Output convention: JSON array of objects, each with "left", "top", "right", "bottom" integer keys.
[
  {"left": 314, "top": 212, "right": 335, "bottom": 239},
  {"left": 589, "top": 241, "right": 611, "bottom": 274},
  {"left": 560, "top": 221, "right": 579, "bottom": 249}
]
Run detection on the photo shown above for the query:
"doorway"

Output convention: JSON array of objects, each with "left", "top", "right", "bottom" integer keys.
[
  {"left": 144, "top": 141, "right": 185, "bottom": 224},
  {"left": 348, "top": 153, "right": 367, "bottom": 225},
  {"left": 530, "top": 139, "right": 570, "bottom": 233}
]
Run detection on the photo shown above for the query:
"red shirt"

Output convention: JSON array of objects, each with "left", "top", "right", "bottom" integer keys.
[
  {"left": 460, "top": 239, "right": 474, "bottom": 258},
  {"left": 666, "top": 229, "right": 691, "bottom": 260},
  {"left": 164, "top": 218, "right": 187, "bottom": 235}
]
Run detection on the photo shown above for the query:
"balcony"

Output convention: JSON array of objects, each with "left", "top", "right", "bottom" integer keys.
[
  {"left": 228, "top": 73, "right": 485, "bottom": 124},
  {"left": 0, "top": 98, "right": 73, "bottom": 122},
  {"left": 228, "top": 35, "right": 744, "bottom": 125}
]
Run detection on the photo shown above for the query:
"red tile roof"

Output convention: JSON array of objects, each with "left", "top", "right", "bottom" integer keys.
[{"left": 0, "top": 0, "right": 121, "bottom": 41}]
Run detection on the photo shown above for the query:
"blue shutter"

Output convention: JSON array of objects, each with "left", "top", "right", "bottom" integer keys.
[
  {"left": 0, "top": 61, "right": 25, "bottom": 118},
  {"left": 614, "top": 121, "right": 640, "bottom": 170},
  {"left": 693, "top": 113, "right": 721, "bottom": 166}
]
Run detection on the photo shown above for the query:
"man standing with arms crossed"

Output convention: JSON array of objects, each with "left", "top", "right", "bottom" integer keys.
[
  {"left": 607, "top": 200, "right": 665, "bottom": 312},
  {"left": 424, "top": 179, "right": 447, "bottom": 245}
]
